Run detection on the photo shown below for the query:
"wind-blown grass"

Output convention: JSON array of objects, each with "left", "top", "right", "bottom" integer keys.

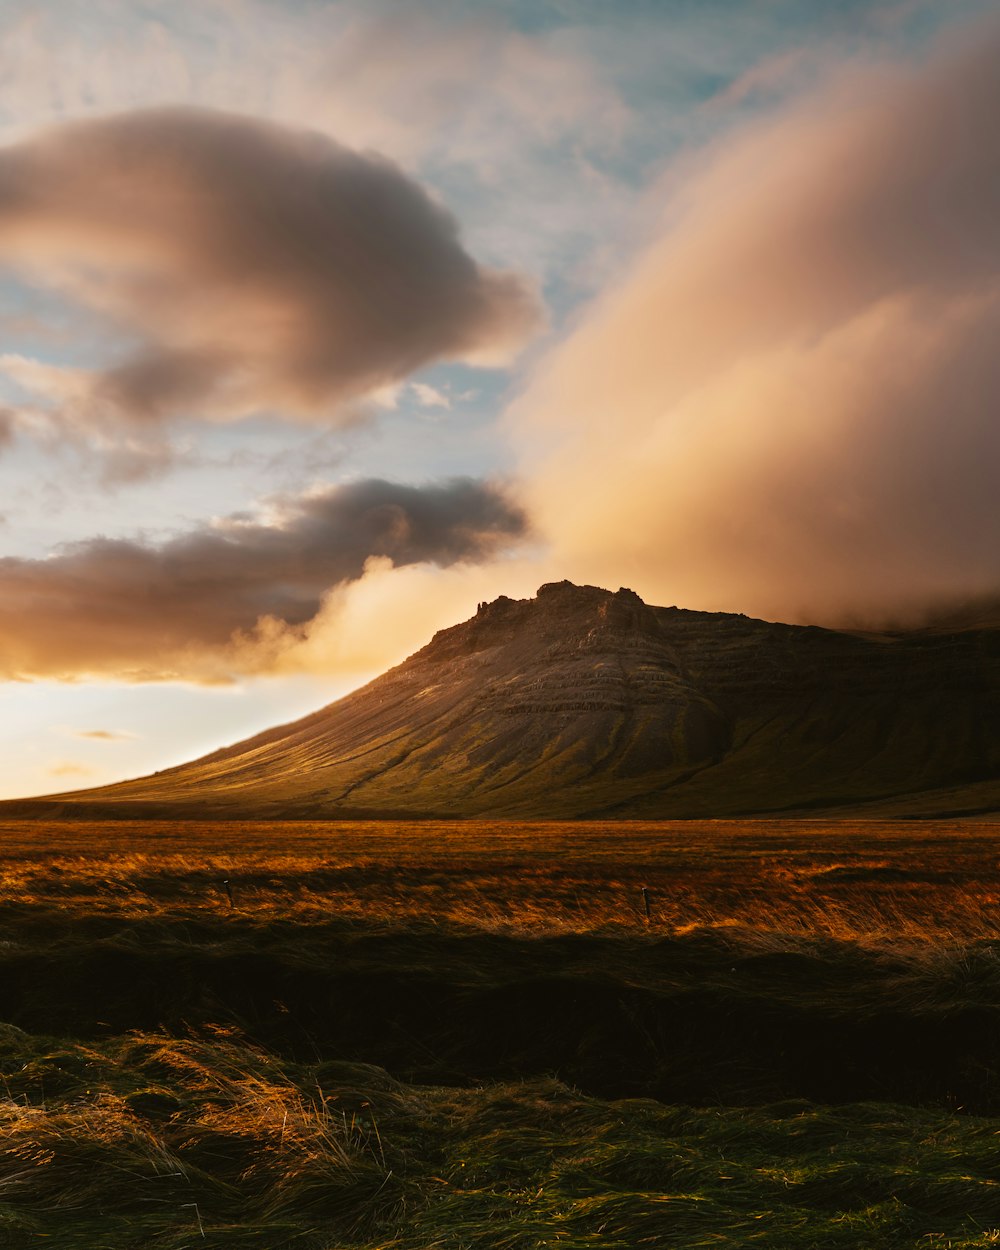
[
  {"left": 1, "top": 817, "right": 999, "bottom": 941},
  {"left": 4, "top": 1033, "right": 1000, "bottom": 1247},
  {"left": 0, "top": 1032, "right": 405, "bottom": 1248},
  {"left": 1, "top": 818, "right": 1000, "bottom": 1246}
]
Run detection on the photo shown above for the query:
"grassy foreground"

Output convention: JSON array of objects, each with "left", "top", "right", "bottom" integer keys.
[
  {"left": 5, "top": 1029, "right": 1000, "bottom": 1248},
  {"left": 2, "top": 819, "right": 1000, "bottom": 1247}
]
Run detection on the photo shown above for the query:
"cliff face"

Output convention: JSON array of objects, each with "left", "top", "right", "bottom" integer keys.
[{"left": 14, "top": 581, "right": 1000, "bottom": 819}]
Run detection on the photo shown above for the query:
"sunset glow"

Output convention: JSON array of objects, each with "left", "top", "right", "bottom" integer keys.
[{"left": 0, "top": 0, "right": 995, "bottom": 798}]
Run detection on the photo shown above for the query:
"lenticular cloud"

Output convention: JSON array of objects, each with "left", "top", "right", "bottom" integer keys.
[{"left": 0, "top": 106, "right": 540, "bottom": 427}]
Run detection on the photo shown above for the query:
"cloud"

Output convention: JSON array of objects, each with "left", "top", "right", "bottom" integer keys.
[
  {"left": 510, "top": 15, "right": 1000, "bottom": 626},
  {"left": 0, "top": 106, "right": 541, "bottom": 433},
  {"left": 298, "top": 6, "right": 626, "bottom": 166},
  {"left": 0, "top": 477, "right": 527, "bottom": 681},
  {"left": 0, "top": 0, "right": 638, "bottom": 322},
  {"left": 271, "top": 554, "right": 546, "bottom": 680},
  {"left": 0, "top": 2, "right": 626, "bottom": 171},
  {"left": 71, "top": 729, "right": 136, "bottom": 742},
  {"left": 48, "top": 762, "right": 93, "bottom": 778},
  {"left": 410, "top": 382, "right": 451, "bottom": 410},
  {"left": 0, "top": 360, "right": 187, "bottom": 484},
  {"left": 706, "top": 47, "right": 823, "bottom": 111}
]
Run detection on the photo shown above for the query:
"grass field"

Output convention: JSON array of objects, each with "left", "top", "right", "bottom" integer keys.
[{"left": 2, "top": 818, "right": 1000, "bottom": 1247}]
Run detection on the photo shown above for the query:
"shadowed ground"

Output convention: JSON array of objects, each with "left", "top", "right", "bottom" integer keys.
[{"left": 2, "top": 820, "right": 1000, "bottom": 1245}]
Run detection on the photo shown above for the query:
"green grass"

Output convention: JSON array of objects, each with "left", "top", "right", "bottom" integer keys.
[
  {"left": 2, "top": 819, "right": 1000, "bottom": 1246},
  {"left": 4, "top": 1031, "right": 1000, "bottom": 1247}
]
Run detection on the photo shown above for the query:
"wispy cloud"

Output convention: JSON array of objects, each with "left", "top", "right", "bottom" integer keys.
[
  {"left": 410, "top": 383, "right": 451, "bottom": 410},
  {"left": 48, "top": 761, "right": 93, "bottom": 778}
]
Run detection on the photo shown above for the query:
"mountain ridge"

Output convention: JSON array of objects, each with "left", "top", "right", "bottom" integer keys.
[{"left": 7, "top": 580, "right": 1000, "bottom": 819}]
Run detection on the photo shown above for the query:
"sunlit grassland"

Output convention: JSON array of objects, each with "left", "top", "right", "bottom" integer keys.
[
  {"left": 2, "top": 818, "right": 999, "bottom": 941},
  {"left": 2, "top": 818, "right": 1000, "bottom": 1248}
]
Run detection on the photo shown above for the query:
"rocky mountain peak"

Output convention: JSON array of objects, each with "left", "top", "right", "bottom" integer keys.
[
  {"left": 9, "top": 580, "right": 999, "bottom": 821},
  {"left": 422, "top": 581, "right": 662, "bottom": 663}
]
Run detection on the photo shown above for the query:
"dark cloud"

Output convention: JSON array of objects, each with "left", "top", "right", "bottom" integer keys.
[
  {"left": 0, "top": 106, "right": 540, "bottom": 427},
  {"left": 0, "top": 477, "right": 527, "bottom": 680}
]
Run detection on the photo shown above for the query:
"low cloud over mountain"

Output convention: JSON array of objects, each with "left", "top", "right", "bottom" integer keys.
[{"left": 513, "top": 15, "right": 1000, "bottom": 626}]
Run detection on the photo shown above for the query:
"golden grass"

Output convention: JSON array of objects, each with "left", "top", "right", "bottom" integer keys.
[
  {"left": 5, "top": 820, "right": 1000, "bottom": 1245},
  {"left": 0, "top": 817, "right": 997, "bottom": 944},
  {"left": 13, "top": 1031, "right": 1000, "bottom": 1248}
]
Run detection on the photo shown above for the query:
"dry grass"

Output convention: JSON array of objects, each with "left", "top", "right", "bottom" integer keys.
[
  {"left": 2, "top": 819, "right": 1000, "bottom": 1245},
  {"left": 6, "top": 1033, "right": 1000, "bottom": 1248},
  {"left": 0, "top": 817, "right": 997, "bottom": 943},
  {"left": 0, "top": 1031, "right": 404, "bottom": 1247}
]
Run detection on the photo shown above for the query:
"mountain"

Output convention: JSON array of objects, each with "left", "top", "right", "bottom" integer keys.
[{"left": 10, "top": 580, "right": 1000, "bottom": 819}]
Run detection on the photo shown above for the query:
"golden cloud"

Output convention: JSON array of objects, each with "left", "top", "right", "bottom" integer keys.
[{"left": 510, "top": 17, "right": 1000, "bottom": 625}]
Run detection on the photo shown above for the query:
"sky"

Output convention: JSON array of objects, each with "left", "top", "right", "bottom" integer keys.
[{"left": 0, "top": 0, "right": 997, "bottom": 798}]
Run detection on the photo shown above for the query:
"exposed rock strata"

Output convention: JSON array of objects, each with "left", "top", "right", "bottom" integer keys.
[{"left": 10, "top": 580, "right": 1000, "bottom": 818}]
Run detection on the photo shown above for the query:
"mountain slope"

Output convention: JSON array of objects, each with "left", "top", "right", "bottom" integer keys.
[{"left": 12, "top": 581, "right": 1000, "bottom": 818}]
